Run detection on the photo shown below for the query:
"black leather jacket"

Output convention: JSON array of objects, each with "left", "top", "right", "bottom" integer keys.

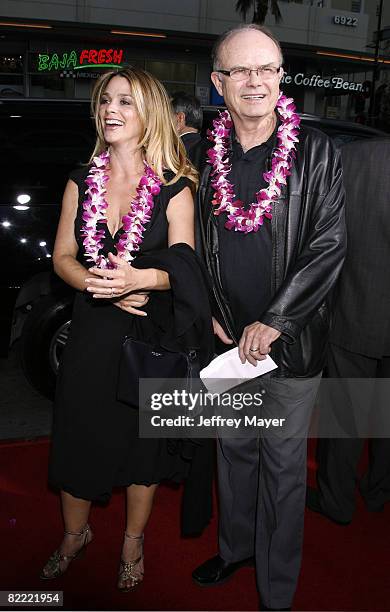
[{"left": 196, "top": 125, "right": 347, "bottom": 377}]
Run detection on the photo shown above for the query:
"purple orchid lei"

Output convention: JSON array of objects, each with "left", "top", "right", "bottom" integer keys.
[
  {"left": 207, "top": 92, "right": 301, "bottom": 233},
  {"left": 81, "top": 150, "right": 162, "bottom": 268}
]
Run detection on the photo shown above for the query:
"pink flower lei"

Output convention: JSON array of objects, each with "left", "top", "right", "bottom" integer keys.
[
  {"left": 207, "top": 92, "right": 301, "bottom": 233},
  {"left": 81, "top": 150, "right": 162, "bottom": 268}
]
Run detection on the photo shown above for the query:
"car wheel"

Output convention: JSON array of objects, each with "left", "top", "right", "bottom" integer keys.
[{"left": 21, "top": 294, "right": 73, "bottom": 399}]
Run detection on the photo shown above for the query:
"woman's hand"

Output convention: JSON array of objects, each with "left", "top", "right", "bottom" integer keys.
[
  {"left": 85, "top": 252, "right": 170, "bottom": 296},
  {"left": 113, "top": 292, "right": 150, "bottom": 316},
  {"left": 85, "top": 252, "right": 146, "bottom": 298}
]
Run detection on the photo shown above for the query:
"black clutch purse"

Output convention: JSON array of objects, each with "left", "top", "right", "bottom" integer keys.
[{"left": 117, "top": 336, "right": 198, "bottom": 408}]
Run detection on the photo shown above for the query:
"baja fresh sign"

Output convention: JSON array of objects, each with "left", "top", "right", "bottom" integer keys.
[
  {"left": 38, "top": 48, "right": 124, "bottom": 72},
  {"left": 281, "top": 72, "right": 363, "bottom": 92}
]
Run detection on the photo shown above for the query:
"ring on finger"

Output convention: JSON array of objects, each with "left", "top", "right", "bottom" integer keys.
[{"left": 250, "top": 346, "right": 260, "bottom": 352}]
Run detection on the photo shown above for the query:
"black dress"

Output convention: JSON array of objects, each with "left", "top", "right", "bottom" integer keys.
[{"left": 48, "top": 166, "right": 195, "bottom": 503}]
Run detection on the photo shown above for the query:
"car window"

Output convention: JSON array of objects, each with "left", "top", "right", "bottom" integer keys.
[
  {"left": 331, "top": 134, "right": 361, "bottom": 147},
  {"left": 8, "top": 127, "right": 93, "bottom": 164}
]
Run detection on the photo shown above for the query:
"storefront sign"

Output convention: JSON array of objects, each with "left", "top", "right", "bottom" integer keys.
[
  {"left": 281, "top": 72, "right": 363, "bottom": 92},
  {"left": 38, "top": 48, "right": 124, "bottom": 72}
]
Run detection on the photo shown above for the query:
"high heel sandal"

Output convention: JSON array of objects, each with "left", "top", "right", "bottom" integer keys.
[
  {"left": 118, "top": 532, "right": 144, "bottom": 592},
  {"left": 40, "top": 524, "right": 92, "bottom": 580}
]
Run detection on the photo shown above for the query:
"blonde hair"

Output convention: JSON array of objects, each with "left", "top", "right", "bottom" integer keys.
[{"left": 89, "top": 67, "right": 198, "bottom": 190}]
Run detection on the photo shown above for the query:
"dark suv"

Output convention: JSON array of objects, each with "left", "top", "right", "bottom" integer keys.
[
  {"left": 0, "top": 98, "right": 386, "bottom": 398},
  {"left": 1, "top": 100, "right": 94, "bottom": 397}
]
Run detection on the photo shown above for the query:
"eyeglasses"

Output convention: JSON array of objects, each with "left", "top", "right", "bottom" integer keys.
[{"left": 216, "top": 65, "right": 282, "bottom": 81}]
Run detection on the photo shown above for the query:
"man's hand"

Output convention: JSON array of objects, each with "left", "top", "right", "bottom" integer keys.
[
  {"left": 213, "top": 317, "right": 234, "bottom": 345},
  {"left": 238, "top": 321, "right": 281, "bottom": 366},
  {"left": 113, "top": 292, "right": 150, "bottom": 316}
]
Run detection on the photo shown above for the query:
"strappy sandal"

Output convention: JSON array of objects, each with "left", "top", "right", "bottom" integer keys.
[
  {"left": 117, "top": 532, "right": 144, "bottom": 592},
  {"left": 40, "top": 524, "right": 92, "bottom": 580}
]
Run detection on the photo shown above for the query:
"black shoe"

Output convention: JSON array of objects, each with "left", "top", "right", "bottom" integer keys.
[
  {"left": 306, "top": 487, "right": 351, "bottom": 526},
  {"left": 192, "top": 554, "right": 254, "bottom": 587}
]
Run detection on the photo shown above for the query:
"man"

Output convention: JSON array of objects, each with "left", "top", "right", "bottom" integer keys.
[
  {"left": 171, "top": 91, "right": 207, "bottom": 168},
  {"left": 307, "top": 138, "right": 390, "bottom": 525},
  {"left": 193, "top": 24, "right": 346, "bottom": 611}
]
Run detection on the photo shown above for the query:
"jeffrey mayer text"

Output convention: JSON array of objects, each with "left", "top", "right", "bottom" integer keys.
[
  {"left": 197, "top": 416, "right": 286, "bottom": 428},
  {"left": 150, "top": 415, "right": 286, "bottom": 429}
]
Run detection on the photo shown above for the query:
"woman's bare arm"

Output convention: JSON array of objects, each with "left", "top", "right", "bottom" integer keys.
[
  {"left": 52, "top": 180, "right": 100, "bottom": 291},
  {"left": 166, "top": 185, "right": 195, "bottom": 249}
]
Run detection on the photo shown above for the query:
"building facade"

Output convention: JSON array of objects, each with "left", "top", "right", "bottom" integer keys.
[{"left": 1, "top": 0, "right": 389, "bottom": 128}]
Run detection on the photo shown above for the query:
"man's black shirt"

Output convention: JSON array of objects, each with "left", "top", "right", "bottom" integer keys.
[
  {"left": 181, "top": 132, "right": 208, "bottom": 171},
  {"left": 218, "top": 125, "right": 278, "bottom": 338}
]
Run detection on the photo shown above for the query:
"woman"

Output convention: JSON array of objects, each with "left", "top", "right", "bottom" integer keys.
[{"left": 41, "top": 67, "right": 204, "bottom": 591}]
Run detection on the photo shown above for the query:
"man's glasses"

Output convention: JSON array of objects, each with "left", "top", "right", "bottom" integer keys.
[{"left": 216, "top": 66, "right": 282, "bottom": 81}]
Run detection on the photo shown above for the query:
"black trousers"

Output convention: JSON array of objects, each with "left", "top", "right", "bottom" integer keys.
[
  {"left": 316, "top": 343, "right": 390, "bottom": 521},
  {"left": 218, "top": 375, "right": 320, "bottom": 609}
]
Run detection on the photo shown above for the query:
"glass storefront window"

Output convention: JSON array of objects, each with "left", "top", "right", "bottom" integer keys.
[
  {"left": 30, "top": 74, "right": 75, "bottom": 99},
  {"left": 29, "top": 52, "right": 42, "bottom": 72},
  {"left": 0, "top": 74, "right": 24, "bottom": 97},
  {"left": 3, "top": 37, "right": 386, "bottom": 131},
  {"left": 0, "top": 54, "right": 23, "bottom": 73},
  {"left": 74, "top": 76, "right": 96, "bottom": 99},
  {"left": 146, "top": 60, "right": 196, "bottom": 83},
  {"left": 0, "top": 53, "right": 24, "bottom": 97},
  {"left": 163, "top": 82, "right": 195, "bottom": 96},
  {"left": 124, "top": 58, "right": 145, "bottom": 70},
  {"left": 145, "top": 61, "right": 196, "bottom": 97},
  {"left": 279, "top": 54, "right": 384, "bottom": 124}
]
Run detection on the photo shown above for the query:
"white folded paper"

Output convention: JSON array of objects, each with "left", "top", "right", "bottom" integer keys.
[{"left": 200, "top": 347, "right": 278, "bottom": 394}]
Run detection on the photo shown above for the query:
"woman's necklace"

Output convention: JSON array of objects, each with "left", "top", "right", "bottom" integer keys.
[
  {"left": 81, "top": 150, "right": 162, "bottom": 268},
  {"left": 207, "top": 92, "right": 301, "bottom": 233}
]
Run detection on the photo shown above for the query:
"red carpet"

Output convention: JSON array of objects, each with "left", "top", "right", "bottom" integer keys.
[{"left": 1, "top": 438, "right": 390, "bottom": 611}]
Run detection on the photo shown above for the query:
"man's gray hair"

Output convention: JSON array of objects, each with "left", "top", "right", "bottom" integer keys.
[
  {"left": 212, "top": 24, "right": 284, "bottom": 71},
  {"left": 171, "top": 91, "right": 203, "bottom": 131}
]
